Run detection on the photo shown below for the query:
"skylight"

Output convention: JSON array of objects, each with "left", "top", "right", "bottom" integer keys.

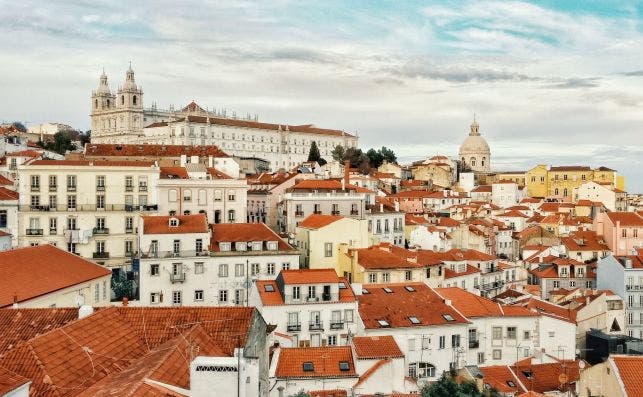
[
  {"left": 338, "top": 282, "right": 346, "bottom": 289},
  {"left": 303, "top": 362, "right": 314, "bottom": 372},
  {"left": 409, "top": 316, "right": 420, "bottom": 324},
  {"left": 264, "top": 284, "right": 275, "bottom": 292},
  {"left": 442, "top": 314, "right": 455, "bottom": 322},
  {"left": 383, "top": 287, "right": 393, "bottom": 293},
  {"left": 405, "top": 286, "right": 416, "bottom": 292},
  {"left": 362, "top": 288, "right": 369, "bottom": 294},
  {"left": 339, "top": 361, "right": 350, "bottom": 371},
  {"left": 377, "top": 319, "right": 390, "bottom": 327},
  {"left": 507, "top": 381, "right": 516, "bottom": 387}
]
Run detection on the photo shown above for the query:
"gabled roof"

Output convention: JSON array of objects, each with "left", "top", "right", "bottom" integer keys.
[
  {"left": 298, "top": 214, "right": 345, "bottom": 229},
  {"left": 209, "top": 223, "right": 294, "bottom": 251},
  {"left": 0, "top": 186, "right": 18, "bottom": 201},
  {"left": 0, "top": 174, "right": 13, "bottom": 186},
  {"left": 471, "top": 185, "right": 492, "bottom": 193},
  {"left": 0, "top": 245, "right": 111, "bottom": 307},
  {"left": 561, "top": 230, "right": 609, "bottom": 252},
  {"left": 0, "top": 365, "right": 29, "bottom": 395},
  {"left": 358, "top": 283, "right": 469, "bottom": 329},
  {"left": 5, "top": 149, "right": 42, "bottom": 157},
  {"left": 0, "top": 308, "right": 81, "bottom": 354},
  {"left": 142, "top": 213, "right": 208, "bottom": 234},
  {"left": 606, "top": 212, "right": 643, "bottom": 227},
  {"left": 275, "top": 347, "right": 357, "bottom": 378},
  {"left": 497, "top": 210, "right": 529, "bottom": 218},
  {"left": 437, "top": 287, "right": 535, "bottom": 318},
  {"left": 351, "top": 246, "right": 416, "bottom": 270},
  {"left": 159, "top": 166, "right": 188, "bottom": 179},
  {"left": 611, "top": 355, "right": 643, "bottom": 397},
  {"left": 280, "top": 268, "right": 341, "bottom": 284},
  {"left": 352, "top": 336, "right": 404, "bottom": 359}
]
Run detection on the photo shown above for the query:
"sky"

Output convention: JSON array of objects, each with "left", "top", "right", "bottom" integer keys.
[{"left": 0, "top": 0, "right": 642, "bottom": 191}]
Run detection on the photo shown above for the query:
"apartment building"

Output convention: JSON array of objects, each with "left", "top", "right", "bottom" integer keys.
[
  {"left": 138, "top": 216, "right": 299, "bottom": 307},
  {"left": 594, "top": 211, "right": 643, "bottom": 256},
  {"left": 529, "top": 256, "right": 597, "bottom": 300},
  {"left": 17, "top": 159, "right": 160, "bottom": 267},
  {"left": 251, "top": 269, "right": 359, "bottom": 348}
]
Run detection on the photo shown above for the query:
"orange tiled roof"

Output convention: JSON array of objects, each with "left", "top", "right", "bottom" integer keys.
[
  {"left": 0, "top": 245, "right": 111, "bottom": 307},
  {"left": 0, "top": 306, "right": 255, "bottom": 395},
  {"left": 159, "top": 166, "right": 188, "bottom": 179},
  {"left": 561, "top": 230, "right": 609, "bottom": 252},
  {"left": 437, "top": 217, "right": 461, "bottom": 227},
  {"left": 5, "top": 150, "right": 42, "bottom": 157},
  {"left": 0, "top": 174, "right": 13, "bottom": 186},
  {"left": 405, "top": 214, "right": 429, "bottom": 225},
  {"left": 471, "top": 185, "right": 492, "bottom": 193},
  {"left": 358, "top": 283, "right": 469, "bottom": 329},
  {"left": 437, "top": 287, "right": 534, "bottom": 318},
  {"left": 513, "top": 358, "right": 582, "bottom": 393},
  {"left": 206, "top": 167, "right": 231, "bottom": 179},
  {"left": 480, "top": 365, "right": 524, "bottom": 393},
  {"left": 611, "top": 355, "right": 643, "bottom": 397},
  {"left": 84, "top": 143, "right": 229, "bottom": 158},
  {"left": 497, "top": 210, "right": 529, "bottom": 218},
  {"left": 444, "top": 264, "right": 481, "bottom": 279},
  {"left": 209, "top": 223, "right": 294, "bottom": 251},
  {"left": 29, "top": 159, "right": 157, "bottom": 167},
  {"left": 0, "top": 307, "right": 81, "bottom": 354},
  {"left": 280, "top": 268, "right": 340, "bottom": 284},
  {"left": 298, "top": 214, "right": 344, "bottom": 229},
  {"left": 606, "top": 212, "right": 643, "bottom": 226},
  {"left": 352, "top": 336, "right": 404, "bottom": 359},
  {"left": 275, "top": 347, "right": 358, "bottom": 378},
  {"left": 351, "top": 246, "right": 417, "bottom": 270},
  {"left": 0, "top": 187, "right": 18, "bottom": 201},
  {"left": 142, "top": 214, "right": 208, "bottom": 234},
  {"left": 0, "top": 365, "right": 29, "bottom": 395}
]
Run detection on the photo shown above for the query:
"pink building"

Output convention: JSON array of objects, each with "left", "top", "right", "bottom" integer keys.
[{"left": 594, "top": 212, "right": 643, "bottom": 256}]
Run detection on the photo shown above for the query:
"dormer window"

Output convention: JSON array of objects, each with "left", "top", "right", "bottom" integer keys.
[
  {"left": 267, "top": 241, "right": 278, "bottom": 251},
  {"left": 220, "top": 242, "right": 231, "bottom": 252},
  {"left": 169, "top": 218, "right": 179, "bottom": 227},
  {"left": 252, "top": 242, "right": 262, "bottom": 251},
  {"left": 235, "top": 242, "right": 248, "bottom": 251}
]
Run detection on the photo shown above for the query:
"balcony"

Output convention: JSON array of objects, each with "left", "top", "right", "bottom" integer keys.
[
  {"left": 20, "top": 204, "right": 159, "bottom": 212},
  {"left": 26, "top": 228, "right": 43, "bottom": 236},
  {"left": 330, "top": 320, "right": 345, "bottom": 330},
  {"left": 476, "top": 281, "right": 505, "bottom": 291},
  {"left": 309, "top": 321, "right": 324, "bottom": 331},
  {"left": 350, "top": 210, "right": 359, "bottom": 215},
  {"left": 313, "top": 210, "right": 322, "bottom": 215},
  {"left": 67, "top": 186, "right": 77, "bottom": 192},
  {"left": 92, "top": 227, "right": 109, "bottom": 235},
  {"left": 295, "top": 211, "right": 304, "bottom": 217},
  {"left": 322, "top": 292, "right": 332, "bottom": 302},
  {"left": 141, "top": 250, "right": 210, "bottom": 259},
  {"left": 287, "top": 323, "right": 301, "bottom": 332},
  {"left": 93, "top": 252, "right": 110, "bottom": 259},
  {"left": 30, "top": 185, "right": 40, "bottom": 192},
  {"left": 170, "top": 273, "right": 185, "bottom": 283},
  {"left": 469, "top": 340, "right": 480, "bottom": 349},
  {"left": 125, "top": 185, "right": 134, "bottom": 192},
  {"left": 331, "top": 211, "right": 340, "bottom": 215},
  {"left": 96, "top": 185, "right": 105, "bottom": 191},
  {"left": 49, "top": 185, "right": 57, "bottom": 192},
  {"left": 139, "top": 185, "right": 148, "bottom": 192}
]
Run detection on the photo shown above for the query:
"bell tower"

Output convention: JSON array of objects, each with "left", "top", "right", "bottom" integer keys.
[
  {"left": 115, "top": 63, "right": 144, "bottom": 141},
  {"left": 91, "top": 69, "right": 116, "bottom": 142}
]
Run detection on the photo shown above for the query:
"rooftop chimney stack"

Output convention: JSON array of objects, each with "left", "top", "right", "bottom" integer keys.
[{"left": 344, "top": 160, "right": 350, "bottom": 190}]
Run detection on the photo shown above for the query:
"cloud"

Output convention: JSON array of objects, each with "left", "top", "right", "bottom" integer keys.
[
  {"left": 621, "top": 70, "right": 643, "bottom": 76},
  {"left": 385, "top": 59, "right": 537, "bottom": 83},
  {"left": 544, "top": 77, "right": 601, "bottom": 89}
]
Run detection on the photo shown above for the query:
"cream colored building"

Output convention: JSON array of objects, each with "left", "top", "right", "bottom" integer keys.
[
  {"left": 17, "top": 159, "right": 160, "bottom": 267},
  {"left": 574, "top": 181, "right": 627, "bottom": 212},
  {"left": 459, "top": 117, "right": 491, "bottom": 173},
  {"left": 579, "top": 355, "right": 643, "bottom": 397}
]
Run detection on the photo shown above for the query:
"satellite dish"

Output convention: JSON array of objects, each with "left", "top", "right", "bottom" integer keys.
[
  {"left": 579, "top": 361, "right": 586, "bottom": 370},
  {"left": 75, "top": 294, "right": 85, "bottom": 307}
]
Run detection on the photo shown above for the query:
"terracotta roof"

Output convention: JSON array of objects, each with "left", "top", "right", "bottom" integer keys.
[
  {"left": 298, "top": 214, "right": 345, "bottom": 229},
  {"left": 480, "top": 365, "right": 524, "bottom": 393},
  {"left": 5, "top": 150, "right": 42, "bottom": 157},
  {"left": 29, "top": 159, "right": 156, "bottom": 167},
  {"left": 352, "top": 336, "right": 404, "bottom": 359},
  {"left": 275, "top": 347, "right": 357, "bottom": 378},
  {"left": 159, "top": 166, "right": 188, "bottom": 179},
  {"left": 309, "top": 390, "right": 348, "bottom": 397},
  {"left": 181, "top": 100, "right": 205, "bottom": 112},
  {"left": 521, "top": 197, "right": 542, "bottom": 204},
  {"left": 142, "top": 214, "right": 208, "bottom": 234},
  {"left": 290, "top": 179, "right": 358, "bottom": 191},
  {"left": 209, "top": 223, "right": 294, "bottom": 251},
  {"left": 358, "top": 283, "right": 469, "bottom": 329},
  {"left": 515, "top": 297, "right": 576, "bottom": 323},
  {"left": 404, "top": 214, "right": 429, "bottom": 225},
  {"left": 0, "top": 365, "right": 29, "bottom": 395},
  {"left": 84, "top": 144, "right": 229, "bottom": 158},
  {"left": 0, "top": 245, "right": 111, "bottom": 308},
  {"left": 444, "top": 264, "right": 481, "bottom": 279},
  {"left": 471, "top": 185, "right": 492, "bottom": 193},
  {"left": 550, "top": 166, "right": 591, "bottom": 171},
  {"left": 0, "top": 186, "right": 18, "bottom": 201},
  {"left": 353, "top": 358, "right": 392, "bottom": 389},
  {"left": 0, "top": 174, "right": 13, "bottom": 186},
  {"left": 497, "top": 210, "right": 529, "bottom": 218},
  {"left": 437, "top": 217, "right": 461, "bottom": 227},
  {"left": 606, "top": 212, "right": 643, "bottom": 226},
  {"left": 280, "top": 268, "right": 340, "bottom": 284},
  {"left": 0, "top": 306, "right": 255, "bottom": 395},
  {"left": 0, "top": 307, "right": 81, "bottom": 354},
  {"left": 351, "top": 246, "right": 416, "bottom": 270},
  {"left": 206, "top": 167, "right": 231, "bottom": 179},
  {"left": 513, "top": 358, "right": 582, "bottom": 394},
  {"left": 437, "top": 287, "right": 534, "bottom": 318},
  {"left": 441, "top": 248, "right": 495, "bottom": 262},
  {"left": 561, "top": 230, "right": 609, "bottom": 252},
  {"left": 611, "top": 355, "right": 643, "bottom": 397}
]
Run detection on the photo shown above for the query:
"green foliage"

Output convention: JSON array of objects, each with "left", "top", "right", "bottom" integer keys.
[
  {"left": 366, "top": 146, "right": 397, "bottom": 168},
  {"left": 307, "top": 141, "right": 326, "bottom": 165},
  {"left": 331, "top": 145, "right": 345, "bottom": 161},
  {"left": 41, "top": 131, "right": 77, "bottom": 154},
  {"left": 288, "top": 391, "right": 310, "bottom": 397},
  {"left": 420, "top": 374, "right": 495, "bottom": 397},
  {"left": 11, "top": 121, "right": 26, "bottom": 132}
]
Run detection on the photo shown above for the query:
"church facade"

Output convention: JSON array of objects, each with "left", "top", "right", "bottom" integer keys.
[
  {"left": 90, "top": 68, "right": 359, "bottom": 171},
  {"left": 458, "top": 117, "right": 491, "bottom": 173}
]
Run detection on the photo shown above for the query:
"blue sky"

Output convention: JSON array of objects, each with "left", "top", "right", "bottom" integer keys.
[{"left": 0, "top": 0, "right": 642, "bottom": 191}]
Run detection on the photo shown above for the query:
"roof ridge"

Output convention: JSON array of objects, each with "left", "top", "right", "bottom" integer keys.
[{"left": 353, "top": 358, "right": 391, "bottom": 388}]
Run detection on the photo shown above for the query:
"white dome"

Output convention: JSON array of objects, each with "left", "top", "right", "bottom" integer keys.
[{"left": 459, "top": 134, "right": 490, "bottom": 154}]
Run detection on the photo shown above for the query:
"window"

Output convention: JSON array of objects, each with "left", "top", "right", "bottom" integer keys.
[
  {"left": 267, "top": 263, "right": 275, "bottom": 275},
  {"left": 30, "top": 175, "right": 40, "bottom": 190},
  {"left": 94, "top": 283, "right": 99, "bottom": 302},
  {"left": 219, "top": 290, "right": 228, "bottom": 302},
  {"left": 219, "top": 264, "right": 228, "bottom": 277},
  {"left": 235, "top": 290, "right": 244, "bottom": 305},
  {"left": 194, "top": 290, "right": 204, "bottom": 301},
  {"left": 553, "top": 280, "right": 560, "bottom": 288},
  {"left": 173, "top": 239, "right": 180, "bottom": 254},
  {"left": 150, "top": 264, "right": 159, "bottom": 276},
  {"left": 324, "top": 242, "right": 333, "bottom": 257},
  {"left": 368, "top": 273, "right": 377, "bottom": 283},
  {"left": 477, "top": 352, "right": 485, "bottom": 364},
  {"left": 227, "top": 210, "right": 235, "bottom": 222},
  {"left": 451, "top": 334, "right": 461, "bottom": 347},
  {"left": 96, "top": 175, "right": 105, "bottom": 190},
  {"left": 227, "top": 190, "right": 236, "bottom": 201},
  {"left": 95, "top": 241, "right": 105, "bottom": 253},
  {"left": 292, "top": 286, "right": 300, "bottom": 300},
  {"left": 49, "top": 175, "right": 57, "bottom": 189},
  {"left": 67, "top": 175, "right": 76, "bottom": 190},
  {"left": 622, "top": 229, "right": 627, "bottom": 238},
  {"left": 409, "top": 316, "right": 420, "bottom": 324},
  {"left": 251, "top": 263, "right": 260, "bottom": 276},
  {"left": 303, "top": 362, "right": 314, "bottom": 372},
  {"left": 235, "top": 263, "right": 244, "bottom": 277},
  {"left": 345, "top": 309, "right": 354, "bottom": 323},
  {"left": 492, "top": 349, "right": 502, "bottom": 360},
  {"left": 49, "top": 218, "right": 57, "bottom": 233},
  {"left": 125, "top": 176, "right": 133, "bottom": 191},
  {"left": 329, "top": 336, "right": 338, "bottom": 346},
  {"left": 183, "top": 189, "right": 192, "bottom": 201},
  {"left": 0, "top": 210, "right": 6, "bottom": 228},
  {"left": 308, "top": 285, "right": 317, "bottom": 299},
  {"left": 377, "top": 319, "right": 390, "bottom": 327},
  {"left": 125, "top": 240, "right": 133, "bottom": 256},
  {"left": 382, "top": 273, "right": 390, "bottom": 282},
  {"left": 492, "top": 327, "right": 502, "bottom": 340},
  {"left": 524, "top": 331, "right": 531, "bottom": 340},
  {"left": 67, "top": 195, "right": 76, "bottom": 210},
  {"left": 172, "top": 291, "right": 182, "bottom": 305},
  {"left": 507, "top": 326, "right": 517, "bottom": 339},
  {"left": 442, "top": 314, "right": 455, "bottom": 322},
  {"left": 282, "top": 262, "right": 290, "bottom": 270},
  {"left": 405, "top": 270, "right": 412, "bottom": 281},
  {"left": 150, "top": 292, "right": 161, "bottom": 304},
  {"left": 439, "top": 336, "right": 446, "bottom": 349},
  {"left": 194, "top": 262, "right": 204, "bottom": 274}
]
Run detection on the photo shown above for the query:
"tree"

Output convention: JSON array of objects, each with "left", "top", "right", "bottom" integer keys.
[
  {"left": 52, "top": 131, "right": 76, "bottom": 154},
  {"left": 80, "top": 130, "right": 92, "bottom": 146},
  {"left": 366, "top": 148, "right": 384, "bottom": 168},
  {"left": 307, "top": 141, "right": 326, "bottom": 166},
  {"left": 331, "top": 145, "right": 345, "bottom": 161},
  {"left": 380, "top": 146, "right": 397, "bottom": 164},
  {"left": 420, "top": 374, "right": 500, "bottom": 397},
  {"left": 288, "top": 391, "right": 310, "bottom": 397},
  {"left": 11, "top": 121, "right": 26, "bottom": 132}
]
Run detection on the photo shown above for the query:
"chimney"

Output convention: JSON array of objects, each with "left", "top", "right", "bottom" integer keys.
[
  {"left": 344, "top": 160, "right": 350, "bottom": 189},
  {"left": 122, "top": 297, "right": 129, "bottom": 307},
  {"left": 78, "top": 305, "right": 94, "bottom": 319},
  {"left": 380, "top": 203, "right": 384, "bottom": 213},
  {"left": 395, "top": 201, "right": 400, "bottom": 212}
]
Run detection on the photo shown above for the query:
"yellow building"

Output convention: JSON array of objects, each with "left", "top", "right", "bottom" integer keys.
[
  {"left": 295, "top": 214, "right": 370, "bottom": 276},
  {"left": 525, "top": 165, "right": 618, "bottom": 201},
  {"left": 411, "top": 163, "right": 453, "bottom": 188}
]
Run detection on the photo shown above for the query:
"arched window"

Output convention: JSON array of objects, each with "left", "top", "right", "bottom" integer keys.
[
  {"left": 168, "top": 189, "right": 177, "bottom": 202},
  {"left": 555, "top": 188, "right": 559, "bottom": 195},
  {"left": 227, "top": 209, "right": 235, "bottom": 223},
  {"left": 409, "top": 362, "right": 436, "bottom": 379},
  {"left": 470, "top": 157, "right": 476, "bottom": 167},
  {"left": 106, "top": 99, "right": 110, "bottom": 108},
  {"left": 121, "top": 95, "right": 125, "bottom": 105},
  {"left": 482, "top": 157, "right": 486, "bottom": 166},
  {"left": 563, "top": 188, "right": 568, "bottom": 197},
  {"left": 183, "top": 189, "right": 192, "bottom": 202},
  {"left": 94, "top": 99, "right": 98, "bottom": 109},
  {"left": 133, "top": 95, "right": 137, "bottom": 105}
]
